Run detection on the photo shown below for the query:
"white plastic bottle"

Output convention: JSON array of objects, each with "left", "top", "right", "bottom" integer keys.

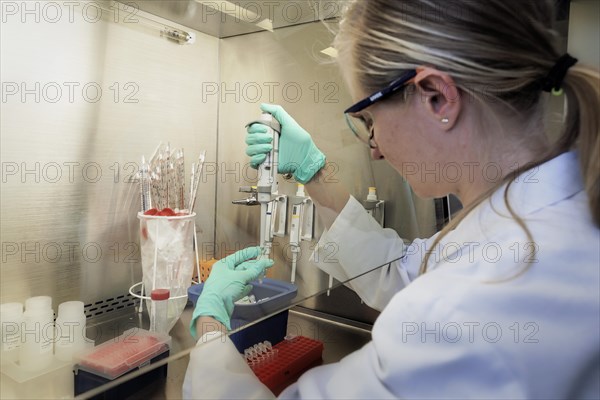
[
  {"left": 365, "top": 187, "right": 385, "bottom": 227},
  {"left": 20, "top": 296, "right": 54, "bottom": 370},
  {"left": 0, "top": 302, "right": 23, "bottom": 364},
  {"left": 367, "top": 186, "right": 378, "bottom": 202},
  {"left": 54, "top": 301, "right": 86, "bottom": 362}
]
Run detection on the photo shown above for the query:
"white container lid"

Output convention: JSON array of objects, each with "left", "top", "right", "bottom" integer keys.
[
  {"left": 57, "top": 301, "right": 85, "bottom": 320},
  {"left": 25, "top": 296, "right": 52, "bottom": 311}
]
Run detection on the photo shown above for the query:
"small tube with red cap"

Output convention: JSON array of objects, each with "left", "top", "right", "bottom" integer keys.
[{"left": 150, "top": 289, "right": 170, "bottom": 335}]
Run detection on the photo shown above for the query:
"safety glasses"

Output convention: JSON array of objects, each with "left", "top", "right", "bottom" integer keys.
[{"left": 344, "top": 69, "right": 417, "bottom": 148}]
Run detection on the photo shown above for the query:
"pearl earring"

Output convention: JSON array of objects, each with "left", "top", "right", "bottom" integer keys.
[{"left": 441, "top": 117, "right": 449, "bottom": 124}]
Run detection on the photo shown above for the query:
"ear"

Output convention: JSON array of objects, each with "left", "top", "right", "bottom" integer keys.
[{"left": 413, "top": 67, "right": 461, "bottom": 130}]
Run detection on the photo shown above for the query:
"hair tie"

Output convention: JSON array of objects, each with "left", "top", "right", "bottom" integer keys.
[{"left": 541, "top": 54, "right": 578, "bottom": 95}]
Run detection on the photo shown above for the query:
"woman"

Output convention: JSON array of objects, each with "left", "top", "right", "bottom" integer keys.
[{"left": 184, "top": 0, "right": 599, "bottom": 398}]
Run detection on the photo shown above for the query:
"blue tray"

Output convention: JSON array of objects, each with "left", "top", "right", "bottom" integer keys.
[
  {"left": 229, "top": 311, "right": 289, "bottom": 352},
  {"left": 188, "top": 278, "right": 297, "bottom": 352},
  {"left": 188, "top": 278, "right": 298, "bottom": 321}
]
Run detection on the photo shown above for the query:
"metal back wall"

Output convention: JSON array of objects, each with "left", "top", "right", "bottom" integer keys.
[
  {"left": 0, "top": 4, "right": 220, "bottom": 309},
  {"left": 216, "top": 22, "right": 437, "bottom": 323}
]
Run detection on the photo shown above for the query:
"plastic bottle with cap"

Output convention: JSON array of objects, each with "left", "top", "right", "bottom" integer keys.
[
  {"left": 54, "top": 301, "right": 87, "bottom": 362},
  {"left": 20, "top": 296, "right": 54, "bottom": 370},
  {"left": 0, "top": 302, "right": 23, "bottom": 364},
  {"left": 365, "top": 187, "right": 385, "bottom": 227},
  {"left": 367, "top": 187, "right": 378, "bottom": 202},
  {"left": 150, "top": 289, "right": 170, "bottom": 335}
]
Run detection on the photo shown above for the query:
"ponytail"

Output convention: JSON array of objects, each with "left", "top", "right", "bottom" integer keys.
[{"left": 562, "top": 67, "right": 600, "bottom": 226}]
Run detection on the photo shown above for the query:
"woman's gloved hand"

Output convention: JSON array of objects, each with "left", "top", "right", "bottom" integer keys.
[
  {"left": 190, "top": 247, "right": 273, "bottom": 338},
  {"left": 246, "top": 103, "right": 326, "bottom": 184}
]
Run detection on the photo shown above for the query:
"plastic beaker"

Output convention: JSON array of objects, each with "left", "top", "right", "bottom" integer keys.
[{"left": 138, "top": 212, "right": 196, "bottom": 332}]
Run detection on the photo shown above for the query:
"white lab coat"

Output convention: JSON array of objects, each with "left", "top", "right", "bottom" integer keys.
[{"left": 183, "top": 151, "right": 600, "bottom": 399}]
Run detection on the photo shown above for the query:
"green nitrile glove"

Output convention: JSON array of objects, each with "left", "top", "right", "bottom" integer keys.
[
  {"left": 190, "top": 247, "right": 273, "bottom": 339},
  {"left": 245, "top": 103, "right": 326, "bottom": 184}
]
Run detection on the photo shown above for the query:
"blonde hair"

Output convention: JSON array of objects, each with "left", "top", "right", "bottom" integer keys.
[{"left": 335, "top": 0, "right": 600, "bottom": 274}]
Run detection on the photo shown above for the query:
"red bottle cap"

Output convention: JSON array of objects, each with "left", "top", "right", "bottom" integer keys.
[{"left": 151, "top": 289, "right": 170, "bottom": 301}]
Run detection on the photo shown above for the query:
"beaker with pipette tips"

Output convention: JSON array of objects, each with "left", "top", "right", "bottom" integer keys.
[{"left": 138, "top": 212, "right": 196, "bottom": 332}]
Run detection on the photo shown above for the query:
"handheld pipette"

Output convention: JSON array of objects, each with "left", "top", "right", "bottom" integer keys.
[
  {"left": 246, "top": 113, "right": 285, "bottom": 280},
  {"left": 290, "top": 203, "right": 301, "bottom": 283},
  {"left": 232, "top": 186, "right": 259, "bottom": 206},
  {"left": 289, "top": 184, "right": 314, "bottom": 284}
]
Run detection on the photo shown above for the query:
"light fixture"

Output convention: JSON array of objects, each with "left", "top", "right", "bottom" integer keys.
[
  {"left": 108, "top": 1, "right": 195, "bottom": 44},
  {"left": 320, "top": 47, "right": 338, "bottom": 58},
  {"left": 195, "top": 0, "right": 274, "bottom": 32}
]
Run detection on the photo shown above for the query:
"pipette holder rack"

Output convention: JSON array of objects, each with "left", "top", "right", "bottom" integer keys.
[{"left": 364, "top": 199, "right": 385, "bottom": 227}]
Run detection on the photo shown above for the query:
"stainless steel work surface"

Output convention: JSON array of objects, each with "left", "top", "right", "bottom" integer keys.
[{"left": 137, "top": 306, "right": 373, "bottom": 399}]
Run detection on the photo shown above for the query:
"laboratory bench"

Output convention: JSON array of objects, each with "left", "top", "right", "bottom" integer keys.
[{"left": 0, "top": 305, "right": 372, "bottom": 399}]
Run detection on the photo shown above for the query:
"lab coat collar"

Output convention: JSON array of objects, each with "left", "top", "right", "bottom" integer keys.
[
  {"left": 442, "top": 150, "right": 584, "bottom": 246},
  {"left": 425, "top": 150, "right": 586, "bottom": 275},
  {"left": 489, "top": 150, "right": 584, "bottom": 217}
]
